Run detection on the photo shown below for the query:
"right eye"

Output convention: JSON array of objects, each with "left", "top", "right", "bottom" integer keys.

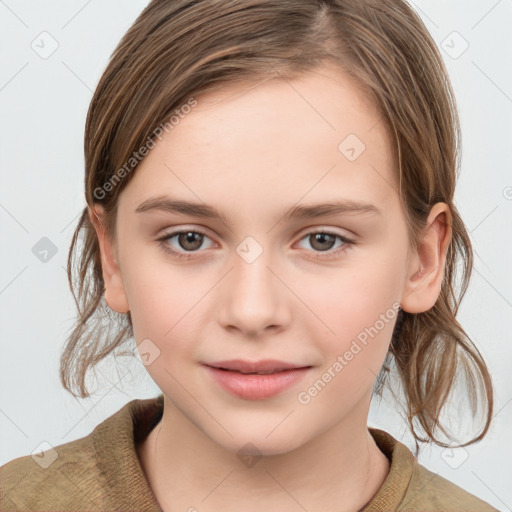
[{"left": 156, "top": 229, "right": 215, "bottom": 260}]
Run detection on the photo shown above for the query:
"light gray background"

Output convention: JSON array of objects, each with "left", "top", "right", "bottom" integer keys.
[{"left": 1, "top": 0, "right": 511, "bottom": 509}]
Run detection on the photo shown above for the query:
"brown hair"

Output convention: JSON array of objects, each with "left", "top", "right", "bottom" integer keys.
[{"left": 61, "top": 0, "right": 493, "bottom": 450}]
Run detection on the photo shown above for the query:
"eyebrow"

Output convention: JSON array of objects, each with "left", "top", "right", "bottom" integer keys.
[{"left": 134, "top": 195, "right": 382, "bottom": 223}]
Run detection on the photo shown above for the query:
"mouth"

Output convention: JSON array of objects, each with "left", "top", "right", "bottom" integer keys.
[
  {"left": 216, "top": 369, "right": 295, "bottom": 375},
  {"left": 202, "top": 359, "right": 313, "bottom": 400},
  {"left": 205, "top": 359, "right": 312, "bottom": 374}
]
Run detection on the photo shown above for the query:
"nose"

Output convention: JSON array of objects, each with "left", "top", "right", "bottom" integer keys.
[{"left": 217, "top": 244, "right": 291, "bottom": 338}]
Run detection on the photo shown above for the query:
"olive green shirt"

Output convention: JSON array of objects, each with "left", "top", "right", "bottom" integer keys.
[{"left": 0, "top": 395, "right": 498, "bottom": 511}]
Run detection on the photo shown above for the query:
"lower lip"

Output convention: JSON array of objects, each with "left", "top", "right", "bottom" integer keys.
[{"left": 203, "top": 365, "right": 311, "bottom": 400}]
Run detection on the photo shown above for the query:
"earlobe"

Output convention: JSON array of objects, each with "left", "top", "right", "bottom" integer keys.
[
  {"left": 401, "top": 203, "right": 452, "bottom": 314},
  {"left": 88, "top": 205, "right": 130, "bottom": 314}
]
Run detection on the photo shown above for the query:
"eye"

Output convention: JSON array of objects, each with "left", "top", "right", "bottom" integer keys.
[
  {"left": 156, "top": 228, "right": 355, "bottom": 261},
  {"left": 156, "top": 229, "right": 214, "bottom": 260},
  {"left": 296, "top": 230, "right": 355, "bottom": 259}
]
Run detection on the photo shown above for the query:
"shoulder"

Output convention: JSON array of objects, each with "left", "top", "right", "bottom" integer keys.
[
  {"left": 0, "top": 432, "right": 110, "bottom": 511},
  {"left": 0, "top": 396, "right": 163, "bottom": 511},
  {"left": 399, "top": 459, "right": 499, "bottom": 512},
  {"left": 367, "top": 428, "right": 499, "bottom": 512}
]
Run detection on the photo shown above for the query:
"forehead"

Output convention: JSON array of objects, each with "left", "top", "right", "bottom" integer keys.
[{"left": 119, "top": 62, "right": 398, "bottom": 220}]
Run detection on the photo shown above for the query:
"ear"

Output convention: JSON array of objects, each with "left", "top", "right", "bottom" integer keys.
[
  {"left": 401, "top": 202, "right": 452, "bottom": 314},
  {"left": 88, "top": 205, "right": 130, "bottom": 313}
]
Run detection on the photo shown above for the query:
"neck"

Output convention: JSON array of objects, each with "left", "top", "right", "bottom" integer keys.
[{"left": 137, "top": 397, "right": 390, "bottom": 512}]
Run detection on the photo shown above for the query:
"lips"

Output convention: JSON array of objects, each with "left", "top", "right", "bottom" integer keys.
[
  {"left": 205, "top": 359, "right": 311, "bottom": 374},
  {"left": 203, "top": 360, "right": 312, "bottom": 400}
]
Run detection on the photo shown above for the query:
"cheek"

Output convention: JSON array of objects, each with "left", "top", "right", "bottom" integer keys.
[
  {"left": 121, "top": 254, "right": 214, "bottom": 374},
  {"left": 124, "top": 266, "right": 202, "bottom": 393},
  {"left": 118, "top": 245, "right": 188, "bottom": 342},
  {"left": 298, "top": 263, "right": 402, "bottom": 413},
  {"left": 129, "top": 286, "right": 196, "bottom": 354},
  {"left": 298, "top": 243, "right": 405, "bottom": 363}
]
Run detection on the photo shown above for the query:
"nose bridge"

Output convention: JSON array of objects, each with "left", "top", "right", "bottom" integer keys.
[
  {"left": 232, "top": 234, "right": 276, "bottom": 305},
  {"left": 218, "top": 235, "right": 287, "bottom": 334}
]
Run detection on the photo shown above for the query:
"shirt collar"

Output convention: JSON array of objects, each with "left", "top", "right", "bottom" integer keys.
[{"left": 92, "top": 394, "right": 413, "bottom": 512}]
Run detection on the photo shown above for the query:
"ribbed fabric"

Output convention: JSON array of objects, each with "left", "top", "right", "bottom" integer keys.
[
  {"left": 360, "top": 428, "right": 414, "bottom": 511},
  {"left": 0, "top": 395, "right": 498, "bottom": 511},
  {"left": 91, "top": 394, "right": 164, "bottom": 511}
]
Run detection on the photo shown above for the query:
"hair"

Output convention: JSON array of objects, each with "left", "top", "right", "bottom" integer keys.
[{"left": 61, "top": 0, "right": 493, "bottom": 451}]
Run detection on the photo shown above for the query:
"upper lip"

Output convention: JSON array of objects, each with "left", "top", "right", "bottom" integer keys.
[{"left": 205, "top": 359, "right": 311, "bottom": 374}]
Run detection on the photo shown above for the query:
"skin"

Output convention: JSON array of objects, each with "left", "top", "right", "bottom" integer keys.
[{"left": 90, "top": 62, "right": 451, "bottom": 512}]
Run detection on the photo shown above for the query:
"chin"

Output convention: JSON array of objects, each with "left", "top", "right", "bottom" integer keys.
[{"left": 207, "top": 423, "right": 311, "bottom": 458}]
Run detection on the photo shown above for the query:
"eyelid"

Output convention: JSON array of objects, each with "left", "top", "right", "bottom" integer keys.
[
  {"left": 297, "top": 225, "right": 355, "bottom": 239},
  {"left": 158, "top": 225, "right": 216, "bottom": 240}
]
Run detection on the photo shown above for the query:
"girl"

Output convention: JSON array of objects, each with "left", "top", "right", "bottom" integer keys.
[{"left": 0, "top": 1, "right": 498, "bottom": 510}]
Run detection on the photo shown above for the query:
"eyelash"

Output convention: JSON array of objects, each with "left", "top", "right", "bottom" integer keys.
[{"left": 156, "top": 228, "right": 355, "bottom": 261}]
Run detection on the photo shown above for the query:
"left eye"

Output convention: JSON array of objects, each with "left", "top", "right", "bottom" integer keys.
[
  {"left": 296, "top": 231, "right": 354, "bottom": 254},
  {"left": 156, "top": 229, "right": 355, "bottom": 260}
]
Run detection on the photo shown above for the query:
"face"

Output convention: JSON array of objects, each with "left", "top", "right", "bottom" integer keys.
[{"left": 91, "top": 62, "right": 449, "bottom": 455}]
